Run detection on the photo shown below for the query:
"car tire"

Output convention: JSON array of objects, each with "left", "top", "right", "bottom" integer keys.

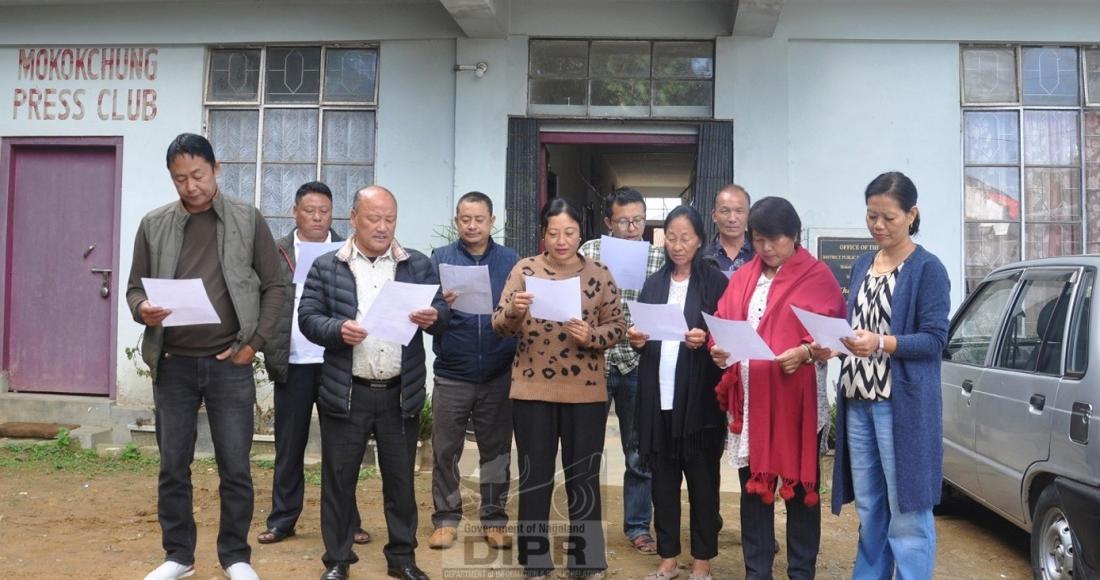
[{"left": 1031, "top": 484, "right": 1081, "bottom": 579}]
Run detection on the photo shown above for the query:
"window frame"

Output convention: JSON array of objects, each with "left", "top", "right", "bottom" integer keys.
[
  {"left": 945, "top": 268, "right": 1023, "bottom": 367},
  {"left": 201, "top": 44, "right": 379, "bottom": 234},
  {"left": 526, "top": 38, "right": 716, "bottom": 119},
  {"left": 960, "top": 44, "right": 1100, "bottom": 293},
  {"left": 989, "top": 267, "right": 1080, "bottom": 376}
]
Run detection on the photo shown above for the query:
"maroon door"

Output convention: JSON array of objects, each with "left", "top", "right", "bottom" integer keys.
[{"left": 2, "top": 139, "right": 121, "bottom": 396}]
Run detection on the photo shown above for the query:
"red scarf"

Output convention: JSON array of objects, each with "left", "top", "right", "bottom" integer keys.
[{"left": 713, "top": 247, "right": 845, "bottom": 506}]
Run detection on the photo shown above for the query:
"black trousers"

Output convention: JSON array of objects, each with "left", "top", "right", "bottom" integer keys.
[
  {"left": 268, "top": 363, "right": 361, "bottom": 533},
  {"left": 650, "top": 417, "right": 723, "bottom": 560},
  {"left": 513, "top": 400, "right": 607, "bottom": 577},
  {"left": 320, "top": 382, "right": 418, "bottom": 568},
  {"left": 738, "top": 466, "right": 820, "bottom": 580}
]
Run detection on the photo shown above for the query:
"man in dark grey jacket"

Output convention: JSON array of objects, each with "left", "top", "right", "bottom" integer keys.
[
  {"left": 300, "top": 185, "right": 448, "bottom": 580},
  {"left": 257, "top": 181, "right": 370, "bottom": 548}
]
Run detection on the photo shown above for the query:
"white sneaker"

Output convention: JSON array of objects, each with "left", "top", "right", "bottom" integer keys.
[
  {"left": 224, "top": 562, "right": 260, "bottom": 580},
  {"left": 144, "top": 561, "right": 195, "bottom": 580}
]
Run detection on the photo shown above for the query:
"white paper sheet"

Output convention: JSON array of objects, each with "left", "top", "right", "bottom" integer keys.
[
  {"left": 293, "top": 242, "right": 344, "bottom": 284},
  {"left": 439, "top": 263, "right": 494, "bottom": 315},
  {"left": 359, "top": 280, "right": 440, "bottom": 346},
  {"left": 599, "top": 235, "right": 651, "bottom": 290},
  {"left": 702, "top": 312, "right": 777, "bottom": 360},
  {"left": 524, "top": 275, "right": 582, "bottom": 323},
  {"left": 625, "top": 300, "right": 687, "bottom": 342},
  {"left": 140, "top": 278, "right": 221, "bottom": 327},
  {"left": 791, "top": 305, "right": 856, "bottom": 356}
]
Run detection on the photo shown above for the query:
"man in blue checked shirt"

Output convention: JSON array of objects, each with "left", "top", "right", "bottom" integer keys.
[
  {"left": 704, "top": 184, "right": 755, "bottom": 276},
  {"left": 578, "top": 187, "right": 665, "bottom": 556}
]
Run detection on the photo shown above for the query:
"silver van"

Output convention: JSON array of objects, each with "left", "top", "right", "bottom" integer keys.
[{"left": 942, "top": 257, "right": 1099, "bottom": 579}]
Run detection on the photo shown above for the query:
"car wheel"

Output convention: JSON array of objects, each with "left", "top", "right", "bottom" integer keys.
[{"left": 1031, "top": 485, "right": 1079, "bottom": 579}]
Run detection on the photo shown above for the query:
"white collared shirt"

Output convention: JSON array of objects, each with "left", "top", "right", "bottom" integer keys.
[
  {"left": 348, "top": 240, "right": 403, "bottom": 380},
  {"left": 289, "top": 229, "right": 331, "bottom": 365}
]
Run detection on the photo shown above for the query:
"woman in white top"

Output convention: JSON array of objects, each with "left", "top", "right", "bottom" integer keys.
[{"left": 628, "top": 206, "right": 729, "bottom": 580}]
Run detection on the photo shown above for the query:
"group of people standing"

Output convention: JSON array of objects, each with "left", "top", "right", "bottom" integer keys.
[{"left": 129, "top": 132, "right": 948, "bottom": 580}]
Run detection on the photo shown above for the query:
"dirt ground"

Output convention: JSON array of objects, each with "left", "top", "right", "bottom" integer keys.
[{"left": 0, "top": 453, "right": 1032, "bottom": 580}]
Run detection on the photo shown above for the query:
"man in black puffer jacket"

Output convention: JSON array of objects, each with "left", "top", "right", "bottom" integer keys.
[{"left": 299, "top": 185, "right": 449, "bottom": 580}]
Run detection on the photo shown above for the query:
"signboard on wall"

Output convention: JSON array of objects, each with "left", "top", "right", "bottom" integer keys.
[
  {"left": 816, "top": 236, "right": 878, "bottom": 297},
  {"left": 11, "top": 47, "right": 159, "bottom": 121}
]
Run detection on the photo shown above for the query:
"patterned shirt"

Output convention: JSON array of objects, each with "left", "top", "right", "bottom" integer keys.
[
  {"left": 703, "top": 235, "right": 754, "bottom": 277},
  {"left": 348, "top": 239, "right": 407, "bottom": 380},
  {"left": 839, "top": 264, "right": 902, "bottom": 401},
  {"left": 578, "top": 237, "right": 666, "bottom": 375}
]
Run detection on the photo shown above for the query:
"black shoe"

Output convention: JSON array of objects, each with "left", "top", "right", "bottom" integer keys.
[
  {"left": 387, "top": 563, "right": 429, "bottom": 580},
  {"left": 320, "top": 564, "right": 349, "bottom": 580}
]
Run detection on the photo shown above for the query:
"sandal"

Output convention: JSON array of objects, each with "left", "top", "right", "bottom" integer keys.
[
  {"left": 631, "top": 534, "right": 658, "bottom": 555},
  {"left": 257, "top": 527, "right": 295, "bottom": 544},
  {"left": 644, "top": 570, "right": 680, "bottom": 580},
  {"left": 353, "top": 528, "right": 371, "bottom": 544}
]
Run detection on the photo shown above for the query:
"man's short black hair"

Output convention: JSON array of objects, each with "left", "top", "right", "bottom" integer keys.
[
  {"left": 166, "top": 133, "right": 216, "bottom": 169},
  {"left": 602, "top": 187, "right": 646, "bottom": 219},
  {"left": 296, "top": 181, "right": 333, "bottom": 203},
  {"left": 457, "top": 191, "right": 493, "bottom": 215}
]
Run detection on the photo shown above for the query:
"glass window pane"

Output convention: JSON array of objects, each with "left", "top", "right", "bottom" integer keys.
[
  {"left": 323, "top": 111, "right": 375, "bottom": 164},
  {"left": 965, "top": 221, "right": 1021, "bottom": 289},
  {"left": 265, "top": 47, "right": 322, "bottom": 103},
  {"left": 945, "top": 276, "right": 1017, "bottom": 364},
  {"left": 208, "top": 110, "right": 259, "bottom": 163},
  {"left": 324, "top": 48, "right": 378, "bottom": 103},
  {"left": 261, "top": 164, "right": 316, "bottom": 216},
  {"left": 590, "top": 41, "right": 650, "bottom": 78},
  {"left": 965, "top": 167, "right": 1020, "bottom": 221},
  {"left": 653, "top": 42, "right": 713, "bottom": 78},
  {"left": 528, "top": 79, "right": 587, "bottom": 106},
  {"left": 590, "top": 79, "right": 651, "bottom": 117},
  {"left": 1024, "top": 110, "right": 1080, "bottom": 166},
  {"left": 1025, "top": 167, "right": 1081, "bottom": 221},
  {"left": 1022, "top": 47, "right": 1080, "bottom": 106},
  {"left": 207, "top": 49, "right": 261, "bottom": 102},
  {"left": 1087, "top": 112, "right": 1100, "bottom": 252},
  {"left": 962, "top": 47, "right": 1018, "bottom": 103},
  {"left": 1086, "top": 49, "right": 1100, "bottom": 105},
  {"left": 1026, "top": 223, "right": 1082, "bottom": 260},
  {"left": 322, "top": 164, "right": 375, "bottom": 218},
  {"left": 263, "top": 109, "right": 319, "bottom": 162},
  {"left": 218, "top": 163, "right": 257, "bottom": 202},
  {"left": 995, "top": 278, "right": 1073, "bottom": 372},
  {"left": 964, "top": 111, "right": 1019, "bottom": 164},
  {"left": 265, "top": 217, "right": 296, "bottom": 239},
  {"left": 652, "top": 80, "right": 712, "bottom": 117},
  {"left": 529, "top": 40, "right": 587, "bottom": 77}
]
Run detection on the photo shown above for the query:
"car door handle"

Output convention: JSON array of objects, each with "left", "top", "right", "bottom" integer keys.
[
  {"left": 962, "top": 379, "right": 974, "bottom": 394},
  {"left": 1030, "top": 394, "right": 1046, "bottom": 412}
]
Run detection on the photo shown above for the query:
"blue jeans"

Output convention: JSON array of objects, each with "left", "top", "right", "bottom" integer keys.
[
  {"left": 153, "top": 354, "right": 256, "bottom": 569},
  {"left": 846, "top": 399, "right": 936, "bottom": 579},
  {"left": 606, "top": 367, "right": 652, "bottom": 541}
]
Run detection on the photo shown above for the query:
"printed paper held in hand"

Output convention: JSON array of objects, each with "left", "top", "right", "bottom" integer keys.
[
  {"left": 439, "top": 264, "right": 493, "bottom": 315},
  {"left": 141, "top": 278, "right": 221, "bottom": 327},
  {"left": 791, "top": 305, "right": 856, "bottom": 356},
  {"left": 702, "top": 312, "right": 777, "bottom": 360},
  {"left": 293, "top": 242, "right": 345, "bottom": 284},
  {"left": 625, "top": 300, "right": 687, "bottom": 342},
  {"left": 524, "top": 275, "right": 582, "bottom": 323},
  {"left": 359, "top": 280, "right": 439, "bottom": 346},
  {"left": 599, "top": 235, "right": 650, "bottom": 290}
]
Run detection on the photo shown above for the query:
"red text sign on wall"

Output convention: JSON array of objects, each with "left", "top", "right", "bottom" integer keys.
[{"left": 12, "top": 47, "right": 159, "bottom": 121}]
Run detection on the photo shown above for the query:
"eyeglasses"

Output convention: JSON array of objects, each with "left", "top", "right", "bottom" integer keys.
[{"left": 611, "top": 217, "right": 646, "bottom": 229}]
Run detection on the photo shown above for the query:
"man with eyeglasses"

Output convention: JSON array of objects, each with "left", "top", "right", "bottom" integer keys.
[
  {"left": 705, "top": 184, "right": 755, "bottom": 276},
  {"left": 578, "top": 186, "right": 665, "bottom": 556},
  {"left": 258, "top": 181, "right": 371, "bottom": 549}
]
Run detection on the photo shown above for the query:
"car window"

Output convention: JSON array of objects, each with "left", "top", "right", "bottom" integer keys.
[
  {"left": 1066, "top": 270, "right": 1093, "bottom": 376},
  {"left": 995, "top": 276, "right": 1073, "bottom": 374},
  {"left": 945, "top": 277, "right": 1018, "bottom": 365}
]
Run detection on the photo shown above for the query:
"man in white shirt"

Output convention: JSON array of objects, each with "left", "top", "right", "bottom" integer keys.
[{"left": 258, "top": 182, "right": 370, "bottom": 547}]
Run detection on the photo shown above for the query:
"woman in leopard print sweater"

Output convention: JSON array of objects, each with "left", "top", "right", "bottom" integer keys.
[{"left": 492, "top": 198, "right": 625, "bottom": 579}]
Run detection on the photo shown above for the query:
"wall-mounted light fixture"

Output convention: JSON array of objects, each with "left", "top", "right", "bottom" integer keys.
[{"left": 454, "top": 61, "right": 489, "bottom": 78}]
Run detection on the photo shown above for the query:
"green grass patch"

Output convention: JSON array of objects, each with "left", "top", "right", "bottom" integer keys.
[{"left": 0, "top": 430, "right": 158, "bottom": 474}]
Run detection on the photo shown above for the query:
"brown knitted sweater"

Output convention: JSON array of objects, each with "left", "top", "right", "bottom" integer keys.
[{"left": 492, "top": 253, "right": 626, "bottom": 403}]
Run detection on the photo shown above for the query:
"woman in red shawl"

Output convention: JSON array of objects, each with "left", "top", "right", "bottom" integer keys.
[{"left": 709, "top": 197, "right": 845, "bottom": 579}]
